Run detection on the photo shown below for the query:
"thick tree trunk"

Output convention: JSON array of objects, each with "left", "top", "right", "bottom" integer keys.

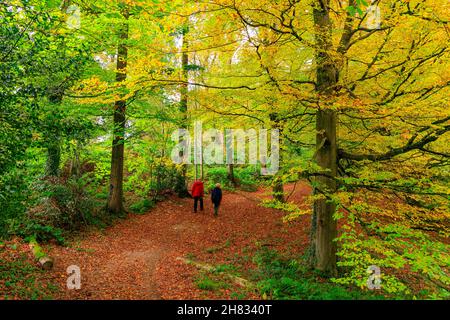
[
  {"left": 45, "top": 140, "right": 61, "bottom": 177},
  {"left": 272, "top": 145, "right": 284, "bottom": 202},
  {"left": 273, "top": 176, "right": 285, "bottom": 202},
  {"left": 72, "top": 142, "right": 81, "bottom": 178},
  {"left": 177, "top": 31, "right": 191, "bottom": 197},
  {"left": 108, "top": 10, "right": 129, "bottom": 215},
  {"left": 310, "top": 0, "right": 339, "bottom": 275},
  {"left": 312, "top": 109, "right": 338, "bottom": 274}
]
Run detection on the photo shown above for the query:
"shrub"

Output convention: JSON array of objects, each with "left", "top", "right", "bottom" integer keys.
[
  {"left": 205, "top": 166, "right": 260, "bottom": 191},
  {"left": 129, "top": 199, "right": 155, "bottom": 214},
  {"left": 9, "top": 176, "right": 105, "bottom": 243},
  {"left": 205, "top": 167, "right": 230, "bottom": 191},
  {"left": 19, "top": 222, "right": 65, "bottom": 245},
  {"left": 0, "top": 170, "right": 29, "bottom": 238},
  {"left": 29, "top": 177, "right": 96, "bottom": 230}
]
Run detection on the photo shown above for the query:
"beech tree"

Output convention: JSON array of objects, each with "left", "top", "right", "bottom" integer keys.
[
  {"left": 108, "top": 5, "right": 129, "bottom": 214},
  {"left": 195, "top": 0, "right": 449, "bottom": 281}
]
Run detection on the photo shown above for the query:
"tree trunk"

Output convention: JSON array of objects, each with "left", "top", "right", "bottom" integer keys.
[
  {"left": 107, "top": 10, "right": 129, "bottom": 215},
  {"left": 227, "top": 164, "right": 236, "bottom": 186},
  {"left": 312, "top": 109, "right": 337, "bottom": 274},
  {"left": 73, "top": 142, "right": 81, "bottom": 178},
  {"left": 200, "top": 162, "right": 204, "bottom": 180},
  {"left": 45, "top": 139, "right": 61, "bottom": 177},
  {"left": 273, "top": 176, "right": 285, "bottom": 202},
  {"left": 270, "top": 113, "right": 284, "bottom": 202},
  {"left": 177, "top": 30, "right": 191, "bottom": 197},
  {"left": 310, "top": 0, "right": 339, "bottom": 275}
]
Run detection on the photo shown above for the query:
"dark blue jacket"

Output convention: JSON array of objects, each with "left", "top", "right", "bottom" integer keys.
[{"left": 211, "top": 187, "right": 222, "bottom": 206}]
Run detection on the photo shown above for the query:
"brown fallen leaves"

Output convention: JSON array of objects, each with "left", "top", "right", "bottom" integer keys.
[{"left": 4, "top": 183, "right": 313, "bottom": 300}]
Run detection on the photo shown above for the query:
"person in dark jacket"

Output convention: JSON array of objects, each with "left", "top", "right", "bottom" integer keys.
[
  {"left": 191, "top": 180, "right": 204, "bottom": 213},
  {"left": 210, "top": 183, "right": 222, "bottom": 217}
]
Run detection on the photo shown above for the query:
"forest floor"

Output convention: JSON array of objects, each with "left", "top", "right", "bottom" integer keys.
[{"left": 27, "top": 183, "right": 312, "bottom": 300}]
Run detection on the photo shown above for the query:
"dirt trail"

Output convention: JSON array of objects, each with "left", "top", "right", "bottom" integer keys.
[{"left": 45, "top": 184, "right": 312, "bottom": 300}]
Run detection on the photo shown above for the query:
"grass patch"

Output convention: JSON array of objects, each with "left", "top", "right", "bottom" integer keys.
[
  {"left": 214, "top": 264, "right": 239, "bottom": 274},
  {"left": 230, "top": 291, "right": 247, "bottom": 299},
  {"left": 205, "top": 239, "right": 231, "bottom": 254},
  {"left": 185, "top": 252, "right": 197, "bottom": 261},
  {"left": 195, "top": 274, "right": 230, "bottom": 291}
]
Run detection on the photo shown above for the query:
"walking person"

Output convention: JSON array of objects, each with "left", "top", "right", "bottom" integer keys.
[
  {"left": 191, "top": 179, "right": 204, "bottom": 213},
  {"left": 211, "top": 183, "right": 222, "bottom": 217}
]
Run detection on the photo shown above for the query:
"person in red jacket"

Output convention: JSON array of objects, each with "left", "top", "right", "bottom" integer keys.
[{"left": 191, "top": 180, "right": 204, "bottom": 213}]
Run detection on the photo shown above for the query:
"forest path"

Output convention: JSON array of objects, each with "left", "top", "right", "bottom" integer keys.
[{"left": 45, "top": 183, "right": 312, "bottom": 300}]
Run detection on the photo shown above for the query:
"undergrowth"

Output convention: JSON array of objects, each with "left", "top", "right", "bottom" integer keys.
[{"left": 250, "top": 248, "right": 387, "bottom": 300}]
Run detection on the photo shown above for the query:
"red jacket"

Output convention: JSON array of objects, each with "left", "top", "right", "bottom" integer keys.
[{"left": 192, "top": 181, "right": 204, "bottom": 198}]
